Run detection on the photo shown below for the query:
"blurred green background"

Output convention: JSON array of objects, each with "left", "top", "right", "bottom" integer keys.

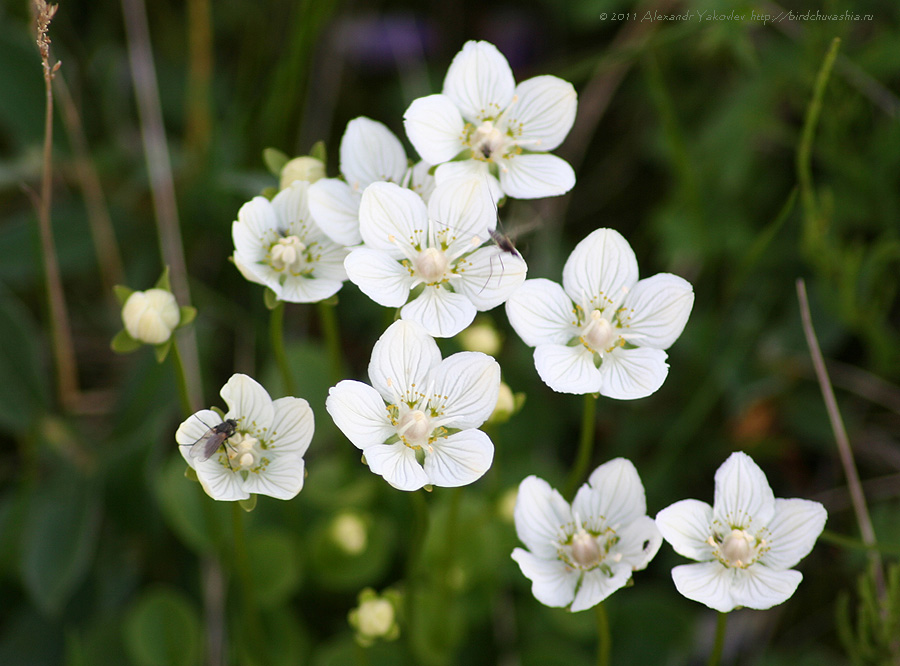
[{"left": 1, "top": 0, "right": 899, "bottom": 663}]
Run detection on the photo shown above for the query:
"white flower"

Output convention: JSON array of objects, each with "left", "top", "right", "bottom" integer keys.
[
  {"left": 232, "top": 181, "right": 348, "bottom": 303},
  {"left": 175, "top": 374, "right": 314, "bottom": 501},
  {"left": 326, "top": 320, "right": 500, "bottom": 491},
  {"left": 511, "top": 459, "right": 662, "bottom": 612},
  {"left": 345, "top": 178, "right": 526, "bottom": 338},
  {"left": 308, "top": 117, "right": 434, "bottom": 246},
  {"left": 121, "top": 288, "right": 180, "bottom": 344},
  {"left": 403, "top": 40, "right": 578, "bottom": 200},
  {"left": 655, "top": 451, "right": 827, "bottom": 612},
  {"left": 505, "top": 228, "right": 694, "bottom": 398}
]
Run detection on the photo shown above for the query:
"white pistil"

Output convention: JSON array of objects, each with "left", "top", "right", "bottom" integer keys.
[
  {"left": 269, "top": 235, "right": 307, "bottom": 272},
  {"left": 581, "top": 310, "right": 618, "bottom": 353},
  {"left": 570, "top": 527, "right": 602, "bottom": 568},
  {"left": 415, "top": 247, "right": 449, "bottom": 283}
]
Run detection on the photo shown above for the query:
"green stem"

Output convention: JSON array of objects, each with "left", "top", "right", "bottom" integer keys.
[
  {"left": 170, "top": 335, "right": 195, "bottom": 417},
  {"left": 270, "top": 301, "right": 296, "bottom": 395},
  {"left": 232, "top": 503, "right": 266, "bottom": 665},
  {"left": 594, "top": 602, "right": 610, "bottom": 666},
  {"left": 317, "top": 300, "right": 343, "bottom": 384},
  {"left": 404, "top": 491, "right": 430, "bottom": 652},
  {"left": 707, "top": 612, "right": 727, "bottom": 666},
  {"left": 564, "top": 393, "right": 598, "bottom": 500}
]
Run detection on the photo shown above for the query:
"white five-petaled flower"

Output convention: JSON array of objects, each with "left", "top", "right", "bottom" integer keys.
[
  {"left": 512, "top": 459, "right": 662, "bottom": 612},
  {"left": 655, "top": 451, "right": 827, "bottom": 612},
  {"left": 505, "top": 228, "right": 694, "bottom": 398},
  {"left": 403, "top": 40, "right": 577, "bottom": 200},
  {"left": 326, "top": 320, "right": 500, "bottom": 491},
  {"left": 175, "top": 374, "right": 314, "bottom": 501},
  {"left": 345, "top": 178, "right": 527, "bottom": 338},
  {"left": 232, "top": 180, "right": 349, "bottom": 303},
  {"left": 308, "top": 117, "right": 434, "bottom": 247}
]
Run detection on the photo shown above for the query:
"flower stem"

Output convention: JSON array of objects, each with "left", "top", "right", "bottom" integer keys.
[
  {"left": 170, "top": 335, "right": 195, "bottom": 417},
  {"left": 404, "top": 491, "right": 430, "bottom": 653},
  {"left": 317, "top": 300, "right": 343, "bottom": 385},
  {"left": 564, "top": 393, "right": 598, "bottom": 499},
  {"left": 594, "top": 602, "right": 610, "bottom": 666},
  {"left": 269, "top": 301, "right": 296, "bottom": 396},
  {"left": 231, "top": 502, "right": 266, "bottom": 665},
  {"left": 707, "top": 611, "right": 727, "bottom": 666}
]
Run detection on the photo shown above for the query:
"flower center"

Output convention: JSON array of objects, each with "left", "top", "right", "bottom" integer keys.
[
  {"left": 557, "top": 520, "right": 620, "bottom": 573},
  {"left": 580, "top": 310, "right": 621, "bottom": 353},
  {"left": 469, "top": 120, "right": 508, "bottom": 162},
  {"left": 269, "top": 235, "right": 307, "bottom": 272},
  {"left": 414, "top": 247, "right": 449, "bottom": 283},
  {"left": 226, "top": 432, "right": 261, "bottom": 471},
  {"left": 715, "top": 528, "right": 765, "bottom": 569},
  {"left": 396, "top": 409, "right": 432, "bottom": 449},
  {"left": 570, "top": 528, "right": 603, "bottom": 568}
]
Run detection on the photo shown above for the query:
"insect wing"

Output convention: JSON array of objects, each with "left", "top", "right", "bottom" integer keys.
[{"left": 191, "top": 427, "right": 227, "bottom": 462}]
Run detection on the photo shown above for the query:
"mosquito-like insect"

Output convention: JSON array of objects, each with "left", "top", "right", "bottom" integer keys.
[{"left": 187, "top": 417, "right": 239, "bottom": 462}]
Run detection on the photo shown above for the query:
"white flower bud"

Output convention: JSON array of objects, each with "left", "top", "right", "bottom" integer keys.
[
  {"left": 356, "top": 598, "right": 395, "bottom": 639},
  {"left": 122, "top": 289, "right": 179, "bottom": 344},
  {"left": 458, "top": 320, "right": 502, "bottom": 356},
  {"left": 280, "top": 156, "right": 325, "bottom": 189},
  {"left": 330, "top": 512, "right": 368, "bottom": 555}
]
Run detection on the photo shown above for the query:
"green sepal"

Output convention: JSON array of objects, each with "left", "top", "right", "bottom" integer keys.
[
  {"left": 263, "top": 148, "right": 290, "bottom": 177},
  {"left": 113, "top": 285, "right": 134, "bottom": 306},
  {"left": 239, "top": 495, "right": 257, "bottom": 512},
  {"left": 178, "top": 306, "right": 197, "bottom": 328},
  {"left": 154, "top": 266, "right": 172, "bottom": 291},
  {"left": 309, "top": 140, "right": 327, "bottom": 165},
  {"left": 319, "top": 294, "right": 339, "bottom": 307},
  {"left": 154, "top": 339, "right": 172, "bottom": 363},
  {"left": 264, "top": 288, "right": 280, "bottom": 310},
  {"left": 260, "top": 186, "right": 278, "bottom": 201},
  {"left": 111, "top": 329, "right": 141, "bottom": 354},
  {"left": 183, "top": 466, "right": 199, "bottom": 482}
]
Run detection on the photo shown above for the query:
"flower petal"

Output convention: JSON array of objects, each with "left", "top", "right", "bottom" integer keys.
[
  {"left": 760, "top": 498, "right": 827, "bottom": 570},
  {"left": 454, "top": 245, "right": 527, "bottom": 311},
  {"left": 427, "top": 177, "right": 494, "bottom": 252},
  {"left": 368, "top": 320, "right": 441, "bottom": 402},
  {"left": 434, "top": 161, "right": 503, "bottom": 201},
  {"left": 730, "top": 566, "right": 803, "bottom": 610},
  {"left": 431, "top": 351, "right": 500, "bottom": 429},
  {"left": 278, "top": 276, "right": 345, "bottom": 304},
  {"left": 221, "top": 374, "right": 275, "bottom": 435},
  {"left": 364, "top": 443, "right": 429, "bottom": 491},
  {"left": 326, "top": 380, "right": 394, "bottom": 450},
  {"left": 511, "top": 548, "right": 577, "bottom": 609},
  {"left": 562, "top": 229, "right": 638, "bottom": 312},
  {"left": 570, "top": 565, "right": 632, "bottom": 612},
  {"left": 615, "top": 516, "right": 663, "bottom": 571},
  {"left": 507, "top": 75, "right": 577, "bottom": 151},
  {"left": 344, "top": 247, "right": 414, "bottom": 308},
  {"left": 269, "top": 397, "right": 314, "bottom": 455},
  {"left": 442, "top": 41, "right": 515, "bottom": 123},
  {"left": 409, "top": 160, "right": 436, "bottom": 203},
  {"left": 193, "top": 460, "right": 250, "bottom": 501},
  {"left": 655, "top": 499, "right": 715, "bottom": 561},
  {"left": 308, "top": 178, "right": 363, "bottom": 246},
  {"left": 713, "top": 452, "right": 776, "bottom": 531},
  {"left": 505, "top": 278, "right": 577, "bottom": 346},
  {"left": 340, "top": 116, "right": 408, "bottom": 189},
  {"left": 597, "top": 347, "right": 669, "bottom": 400},
  {"left": 575, "top": 458, "right": 647, "bottom": 529},
  {"left": 424, "top": 429, "right": 494, "bottom": 487},
  {"left": 671, "top": 562, "right": 736, "bottom": 612},
  {"left": 358, "top": 182, "right": 428, "bottom": 255},
  {"left": 514, "top": 476, "right": 572, "bottom": 559},
  {"left": 401, "top": 287, "right": 476, "bottom": 338},
  {"left": 620, "top": 274, "right": 694, "bottom": 349},
  {"left": 175, "top": 409, "right": 222, "bottom": 448},
  {"left": 240, "top": 454, "right": 305, "bottom": 500},
  {"left": 534, "top": 344, "right": 601, "bottom": 395},
  {"left": 403, "top": 94, "right": 466, "bottom": 164},
  {"left": 271, "top": 180, "right": 311, "bottom": 230},
  {"left": 499, "top": 153, "right": 575, "bottom": 199}
]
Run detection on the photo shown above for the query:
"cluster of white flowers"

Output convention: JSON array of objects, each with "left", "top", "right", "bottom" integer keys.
[{"left": 163, "top": 39, "right": 828, "bottom": 630}]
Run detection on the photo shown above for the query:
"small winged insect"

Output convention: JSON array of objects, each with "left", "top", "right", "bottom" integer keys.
[
  {"left": 479, "top": 185, "right": 525, "bottom": 293},
  {"left": 188, "top": 417, "right": 239, "bottom": 462}
]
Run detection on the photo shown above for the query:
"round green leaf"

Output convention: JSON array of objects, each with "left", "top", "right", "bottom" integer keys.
[{"left": 123, "top": 587, "right": 201, "bottom": 666}]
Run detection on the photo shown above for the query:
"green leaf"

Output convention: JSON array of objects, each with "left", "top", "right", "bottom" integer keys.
[
  {"left": 155, "top": 455, "right": 229, "bottom": 554},
  {"left": 0, "top": 284, "right": 49, "bottom": 433},
  {"left": 123, "top": 587, "right": 201, "bottom": 666},
  {"left": 263, "top": 147, "right": 290, "bottom": 176},
  {"left": 247, "top": 529, "right": 302, "bottom": 608},
  {"left": 20, "top": 472, "right": 102, "bottom": 615},
  {"left": 309, "top": 140, "right": 327, "bottom": 165},
  {"left": 113, "top": 284, "right": 133, "bottom": 305},
  {"left": 110, "top": 329, "right": 141, "bottom": 354}
]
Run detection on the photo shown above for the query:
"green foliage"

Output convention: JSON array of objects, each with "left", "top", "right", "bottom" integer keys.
[
  {"left": 837, "top": 562, "right": 900, "bottom": 665},
  {"left": 123, "top": 587, "right": 202, "bottom": 666}
]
